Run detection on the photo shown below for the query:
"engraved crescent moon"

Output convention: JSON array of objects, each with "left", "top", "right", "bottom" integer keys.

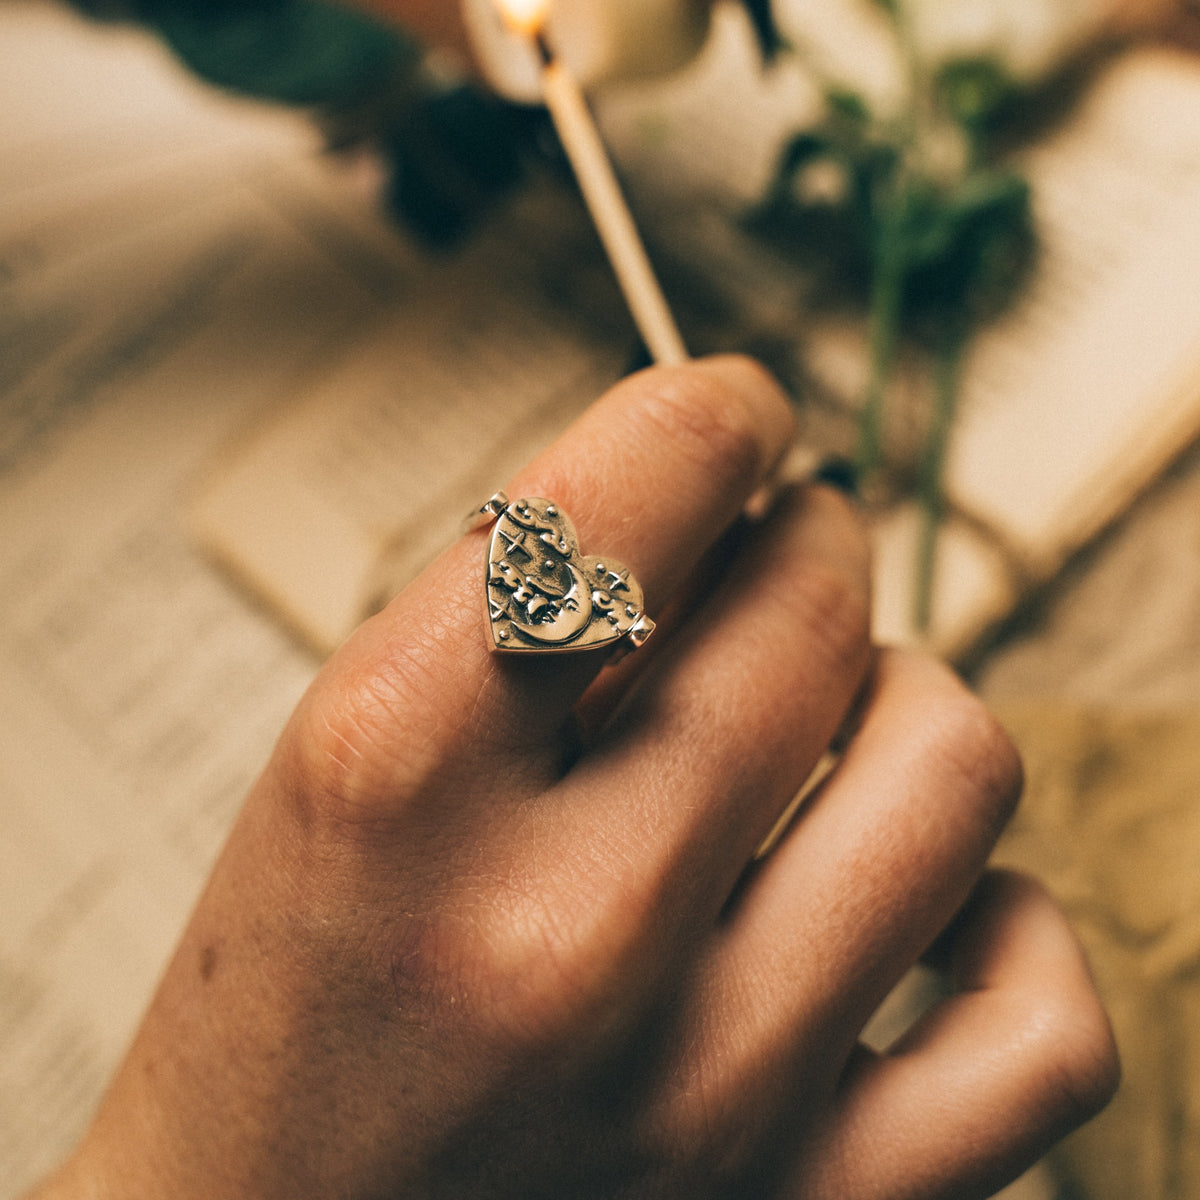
[{"left": 510, "top": 562, "right": 593, "bottom": 645}]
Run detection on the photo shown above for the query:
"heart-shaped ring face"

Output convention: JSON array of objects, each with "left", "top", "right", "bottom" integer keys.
[{"left": 485, "top": 497, "right": 649, "bottom": 654}]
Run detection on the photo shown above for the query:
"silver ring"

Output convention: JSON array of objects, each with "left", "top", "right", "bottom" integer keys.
[{"left": 473, "top": 492, "right": 655, "bottom": 656}]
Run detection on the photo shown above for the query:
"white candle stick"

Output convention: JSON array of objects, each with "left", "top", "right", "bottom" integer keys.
[{"left": 494, "top": 1, "right": 689, "bottom": 365}]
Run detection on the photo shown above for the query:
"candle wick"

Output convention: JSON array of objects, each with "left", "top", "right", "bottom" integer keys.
[{"left": 532, "top": 27, "right": 553, "bottom": 68}]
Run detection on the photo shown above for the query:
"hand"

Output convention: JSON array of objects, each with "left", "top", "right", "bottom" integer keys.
[{"left": 35, "top": 358, "right": 1116, "bottom": 1200}]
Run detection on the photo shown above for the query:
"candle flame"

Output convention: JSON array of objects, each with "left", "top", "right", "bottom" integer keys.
[{"left": 493, "top": 0, "right": 551, "bottom": 37}]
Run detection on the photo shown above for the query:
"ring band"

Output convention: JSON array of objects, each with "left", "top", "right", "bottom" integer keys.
[{"left": 474, "top": 492, "right": 655, "bottom": 656}]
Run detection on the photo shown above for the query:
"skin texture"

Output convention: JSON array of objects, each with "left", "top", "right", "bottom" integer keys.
[{"left": 31, "top": 357, "right": 1117, "bottom": 1199}]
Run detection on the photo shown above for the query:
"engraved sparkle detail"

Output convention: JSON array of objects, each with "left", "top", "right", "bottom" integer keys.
[{"left": 478, "top": 496, "right": 653, "bottom": 656}]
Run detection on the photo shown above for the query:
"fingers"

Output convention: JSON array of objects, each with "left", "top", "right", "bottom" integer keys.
[
  {"left": 353, "top": 479, "right": 873, "bottom": 1060},
  {"left": 507, "top": 357, "right": 796, "bottom": 611},
  {"left": 280, "top": 357, "right": 794, "bottom": 810},
  {"left": 557, "top": 483, "right": 873, "bottom": 909},
  {"left": 571, "top": 510, "right": 757, "bottom": 742},
  {"left": 662, "top": 650, "right": 1021, "bottom": 1140},
  {"left": 426, "top": 484, "right": 874, "bottom": 1055},
  {"left": 793, "top": 871, "right": 1119, "bottom": 1200}
]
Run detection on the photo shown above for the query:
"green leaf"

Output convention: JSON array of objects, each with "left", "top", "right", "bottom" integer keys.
[
  {"left": 132, "top": 0, "right": 415, "bottom": 107},
  {"left": 936, "top": 56, "right": 1022, "bottom": 136},
  {"left": 825, "top": 88, "right": 872, "bottom": 125},
  {"left": 383, "top": 86, "right": 536, "bottom": 247},
  {"left": 904, "top": 170, "right": 1035, "bottom": 326},
  {"left": 773, "top": 133, "right": 836, "bottom": 188}
]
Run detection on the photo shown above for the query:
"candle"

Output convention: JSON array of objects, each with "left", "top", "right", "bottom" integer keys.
[
  {"left": 490, "top": 0, "right": 689, "bottom": 366},
  {"left": 463, "top": 0, "right": 711, "bottom": 100}
]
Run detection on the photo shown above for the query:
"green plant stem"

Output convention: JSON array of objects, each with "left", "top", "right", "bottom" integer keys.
[
  {"left": 914, "top": 324, "right": 966, "bottom": 632},
  {"left": 856, "top": 210, "right": 906, "bottom": 480}
]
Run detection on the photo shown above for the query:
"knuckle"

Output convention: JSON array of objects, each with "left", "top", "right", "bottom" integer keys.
[
  {"left": 456, "top": 858, "right": 649, "bottom": 1054},
  {"left": 273, "top": 612, "right": 478, "bottom": 833},
  {"left": 652, "top": 1082, "right": 745, "bottom": 1178},
  {"left": 630, "top": 369, "right": 770, "bottom": 492},
  {"left": 1026, "top": 990, "right": 1121, "bottom": 1126},
  {"left": 368, "top": 883, "right": 599, "bottom": 1058},
  {"left": 779, "top": 552, "right": 872, "bottom": 681},
  {"left": 920, "top": 676, "right": 1024, "bottom": 840},
  {"left": 278, "top": 673, "right": 412, "bottom": 828},
  {"left": 641, "top": 1053, "right": 775, "bottom": 1191}
]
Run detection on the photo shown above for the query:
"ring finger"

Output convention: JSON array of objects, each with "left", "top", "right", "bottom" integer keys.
[
  {"left": 286, "top": 356, "right": 796, "bottom": 805},
  {"left": 657, "top": 650, "right": 1023, "bottom": 1150}
]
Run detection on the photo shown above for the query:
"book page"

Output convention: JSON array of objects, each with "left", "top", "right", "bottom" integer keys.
[
  {"left": 193, "top": 38, "right": 1200, "bottom": 659},
  {"left": 788, "top": 48, "right": 1200, "bottom": 652},
  {"left": 0, "top": 0, "right": 318, "bottom": 213},
  {"left": 0, "top": 181, "right": 380, "bottom": 1187},
  {"left": 189, "top": 202, "right": 629, "bottom": 652},
  {"left": 0, "top": 4, "right": 423, "bottom": 1187},
  {"left": 947, "top": 50, "right": 1200, "bottom": 571}
]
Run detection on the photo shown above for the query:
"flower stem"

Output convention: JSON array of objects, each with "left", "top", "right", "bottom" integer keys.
[
  {"left": 856, "top": 210, "right": 906, "bottom": 480},
  {"left": 914, "top": 324, "right": 966, "bottom": 632}
]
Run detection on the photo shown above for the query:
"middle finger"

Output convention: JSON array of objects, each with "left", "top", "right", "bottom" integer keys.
[{"left": 551, "top": 483, "right": 874, "bottom": 926}]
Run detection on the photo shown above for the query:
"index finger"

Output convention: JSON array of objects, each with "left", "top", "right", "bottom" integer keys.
[{"left": 287, "top": 356, "right": 796, "bottom": 803}]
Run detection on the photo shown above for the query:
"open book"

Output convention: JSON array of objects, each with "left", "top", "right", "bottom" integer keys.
[{"left": 191, "top": 36, "right": 1200, "bottom": 663}]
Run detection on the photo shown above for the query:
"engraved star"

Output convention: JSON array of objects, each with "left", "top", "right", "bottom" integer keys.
[
  {"left": 606, "top": 567, "right": 631, "bottom": 593},
  {"left": 500, "top": 528, "right": 529, "bottom": 558}
]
